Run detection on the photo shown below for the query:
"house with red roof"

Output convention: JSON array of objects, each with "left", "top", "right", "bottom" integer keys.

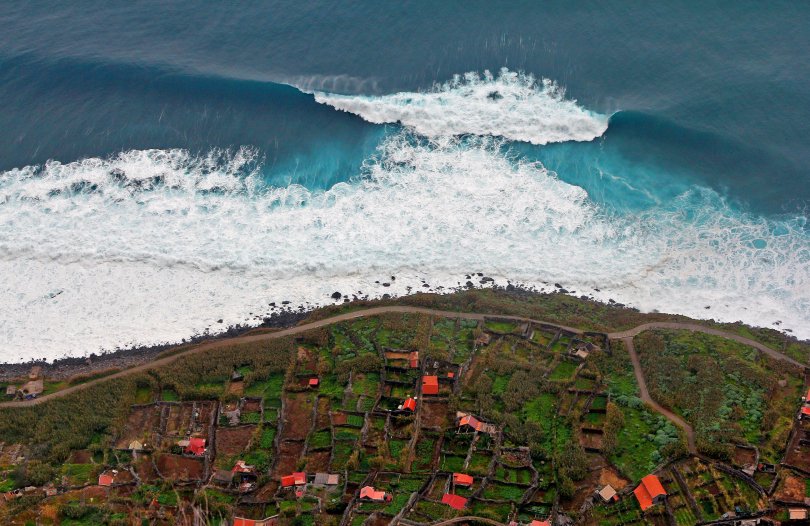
[
  {"left": 453, "top": 473, "right": 474, "bottom": 487},
  {"left": 280, "top": 472, "right": 307, "bottom": 488},
  {"left": 402, "top": 397, "right": 417, "bottom": 412},
  {"left": 184, "top": 437, "right": 207, "bottom": 456},
  {"left": 801, "top": 406, "right": 810, "bottom": 419},
  {"left": 529, "top": 520, "right": 551, "bottom": 526},
  {"left": 441, "top": 493, "right": 468, "bottom": 510},
  {"left": 409, "top": 351, "right": 419, "bottom": 369},
  {"left": 359, "top": 486, "right": 391, "bottom": 502},
  {"left": 633, "top": 474, "right": 667, "bottom": 511},
  {"left": 98, "top": 473, "right": 114, "bottom": 487},
  {"left": 422, "top": 375, "right": 439, "bottom": 395},
  {"left": 308, "top": 378, "right": 319, "bottom": 388}
]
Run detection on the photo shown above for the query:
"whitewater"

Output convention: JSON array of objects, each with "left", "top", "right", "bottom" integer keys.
[{"left": 0, "top": 70, "right": 808, "bottom": 361}]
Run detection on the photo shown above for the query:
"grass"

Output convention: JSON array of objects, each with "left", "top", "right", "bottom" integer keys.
[
  {"left": 244, "top": 373, "right": 284, "bottom": 397},
  {"left": 441, "top": 454, "right": 466, "bottom": 472},
  {"left": 549, "top": 360, "right": 577, "bottom": 381},
  {"left": 485, "top": 321, "right": 518, "bottom": 334},
  {"left": 482, "top": 482, "right": 526, "bottom": 500},
  {"left": 160, "top": 389, "right": 179, "bottom": 401}
]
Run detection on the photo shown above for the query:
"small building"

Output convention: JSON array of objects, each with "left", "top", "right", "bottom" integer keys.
[
  {"left": 308, "top": 378, "right": 319, "bottom": 388},
  {"left": 281, "top": 472, "right": 307, "bottom": 488},
  {"left": 231, "top": 370, "right": 244, "bottom": 382},
  {"left": 184, "top": 437, "right": 206, "bottom": 456},
  {"left": 409, "top": 351, "right": 419, "bottom": 369},
  {"left": 530, "top": 521, "right": 551, "bottom": 526},
  {"left": 360, "top": 486, "right": 391, "bottom": 502},
  {"left": 441, "top": 493, "right": 467, "bottom": 510},
  {"left": 401, "top": 397, "right": 417, "bottom": 412},
  {"left": 453, "top": 473, "right": 474, "bottom": 487},
  {"left": 313, "top": 473, "right": 340, "bottom": 487},
  {"left": 447, "top": 372, "right": 455, "bottom": 379},
  {"left": 5, "top": 385, "right": 16, "bottom": 398},
  {"left": 801, "top": 406, "right": 810, "bottom": 420},
  {"left": 633, "top": 474, "right": 667, "bottom": 511},
  {"left": 789, "top": 508, "right": 808, "bottom": 520},
  {"left": 128, "top": 440, "right": 145, "bottom": 452},
  {"left": 98, "top": 473, "right": 115, "bottom": 487},
  {"left": 456, "top": 412, "right": 497, "bottom": 434},
  {"left": 213, "top": 470, "right": 234, "bottom": 487},
  {"left": 597, "top": 484, "right": 618, "bottom": 503},
  {"left": 422, "top": 376, "right": 439, "bottom": 395}
]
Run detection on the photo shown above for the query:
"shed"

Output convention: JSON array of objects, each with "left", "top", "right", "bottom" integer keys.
[
  {"left": 530, "top": 521, "right": 551, "bottom": 526},
  {"left": 359, "top": 486, "right": 390, "bottom": 502},
  {"left": 212, "top": 470, "right": 234, "bottom": 486},
  {"left": 128, "top": 440, "right": 144, "bottom": 451},
  {"left": 789, "top": 508, "right": 808, "bottom": 520},
  {"left": 402, "top": 397, "right": 417, "bottom": 412},
  {"left": 453, "top": 473, "right": 474, "bottom": 487},
  {"left": 633, "top": 474, "right": 667, "bottom": 511},
  {"left": 409, "top": 351, "right": 419, "bottom": 369},
  {"left": 598, "top": 484, "right": 617, "bottom": 502},
  {"left": 422, "top": 376, "right": 439, "bottom": 395},
  {"left": 5, "top": 385, "right": 16, "bottom": 397},
  {"left": 308, "top": 378, "right": 319, "bottom": 387},
  {"left": 98, "top": 473, "right": 114, "bottom": 487}
]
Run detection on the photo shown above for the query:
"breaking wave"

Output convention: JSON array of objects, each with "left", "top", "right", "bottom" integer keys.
[
  {"left": 0, "top": 132, "right": 808, "bottom": 360},
  {"left": 313, "top": 68, "right": 609, "bottom": 145}
]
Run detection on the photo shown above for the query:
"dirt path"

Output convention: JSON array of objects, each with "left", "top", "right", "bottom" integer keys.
[
  {"left": 622, "top": 337, "right": 697, "bottom": 455},
  {"left": 0, "top": 306, "right": 802, "bottom": 409}
]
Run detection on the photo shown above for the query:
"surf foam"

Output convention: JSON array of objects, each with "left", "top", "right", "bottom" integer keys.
[
  {"left": 313, "top": 68, "right": 609, "bottom": 145},
  {"left": 0, "top": 135, "right": 808, "bottom": 361}
]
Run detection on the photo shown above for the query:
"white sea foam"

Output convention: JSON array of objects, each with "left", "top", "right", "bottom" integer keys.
[
  {"left": 0, "top": 135, "right": 808, "bottom": 361},
  {"left": 313, "top": 69, "right": 609, "bottom": 145}
]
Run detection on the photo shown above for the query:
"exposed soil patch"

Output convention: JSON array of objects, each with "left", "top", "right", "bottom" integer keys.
[
  {"left": 115, "top": 405, "right": 161, "bottom": 449},
  {"left": 732, "top": 445, "right": 757, "bottom": 467},
  {"left": 155, "top": 454, "right": 204, "bottom": 482},
  {"left": 280, "top": 393, "right": 314, "bottom": 441},
  {"left": 68, "top": 450, "right": 92, "bottom": 464},
  {"left": 305, "top": 450, "right": 331, "bottom": 472},
  {"left": 331, "top": 412, "right": 348, "bottom": 426},
  {"left": 599, "top": 466, "right": 629, "bottom": 491},
  {"left": 421, "top": 400, "right": 449, "bottom": 429},
  {"left": 774, "top": 472, "right": 807, "bottom": 502},
  {"left": 215, "top": 425, "right": 256, "bottom": 457},
  {"left": 272, "top": 441, "right": 305, "bottom": 477}
]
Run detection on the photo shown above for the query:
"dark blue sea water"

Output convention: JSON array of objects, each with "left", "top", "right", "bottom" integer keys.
[{"left": 1, "top": 2, "right": 808, "bottom": 359}]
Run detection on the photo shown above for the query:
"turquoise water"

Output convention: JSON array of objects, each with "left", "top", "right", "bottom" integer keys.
[{"left": 0, "top": 3, "right": 808, "bottom": 359}]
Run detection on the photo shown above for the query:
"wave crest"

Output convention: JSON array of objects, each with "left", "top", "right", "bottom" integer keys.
[{"left": 313, "top": 68, "right": 608, "bottom": 145}]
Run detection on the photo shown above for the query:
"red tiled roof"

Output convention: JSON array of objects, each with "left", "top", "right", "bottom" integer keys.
[
  {"left": 422, "top": 375, "right": 439, "bottom": 395},
  {"left": 232, "top": 460, "right": 254, "bottom": 474},
  {"left": 293, "top": 472, "right": 306, "bottom": 485},
  {"left": 530, "top": 521, "right": 551, "bottom": 526},
  {"left": 633, "top": 474, "right": 666, "bottom": 511},
  {"left": 185, "top": 437, "right": 206, "bottom": 456},
  {"left": 459, "top": 414, "right": 483, "bottom": 431},
  {"left": 801, "top": 406, "right": 810, "bottom": 416},
  {"left": 98, "top": 474, "right": 114, "bottom": 486},
  {"left": 805, "top": 388, "right": 810, "bottom": 400},
  {"left": 447, "top": 372, "right": 455, "bottom": 378},
  {"left": 281, "top": 475, "right": 296, "bottom": 487},
  {"left": 360, "top": 486, "right": 389, "bottom": 501},
  {"left": 403, "top": 397, "right": 417, "bottom": 411},
  {"left": 441, "top": 493, "right": 468, "bottom": 510},
  {"left": 308, "top": 378, "right": 319, "bottom": 387},
  {"left": 234, "top": 519, "right": 257, "bottom": 526},
  {"left": 453, "top": 473, "right": 474, "bottom": 486}
]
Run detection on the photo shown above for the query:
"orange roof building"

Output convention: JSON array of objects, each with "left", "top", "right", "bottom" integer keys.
[
  {"left": 530, "top": 521, "right": 551, "bottom": 526},
  {"left": 233, "top": 517, "right": 277, "bottom": 526},
  {"left": 402, "top": 397, "right": 417, "bottom": 411},
  {"left": 453, "top": 473, "right": 474, "bottom": 487},
  {"left": 801, "top": 406, "right": 810, "bottom": 418},
  {"left": 308, "top": 378, "right": 319, "bottom": 387},
  {"left": 422, "top": 375, "right": 439, "bottom": 395},
  {"left": 359, "top": 486, "right": 391, "bottom": 502},
  {"left": 441, "top": 493, "right": 468, "bottom": 510},
  {"left": 98, "top": 473, "right": 114, "bottom": 486},
  {"left": 633, "top": 474, "right": 667, "bottom": 511},
  {"left": 281, "top": 472, "right": 307, "bottom": 487}
]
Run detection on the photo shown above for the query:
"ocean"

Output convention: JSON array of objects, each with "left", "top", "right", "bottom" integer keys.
[{"left": 1, "top": 2, "right": 808, "bottom": 361}]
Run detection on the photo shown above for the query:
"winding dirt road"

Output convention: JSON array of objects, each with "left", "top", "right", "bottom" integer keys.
[{"left": 0, "top": 306, "right": 803, "bottom": 410}]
